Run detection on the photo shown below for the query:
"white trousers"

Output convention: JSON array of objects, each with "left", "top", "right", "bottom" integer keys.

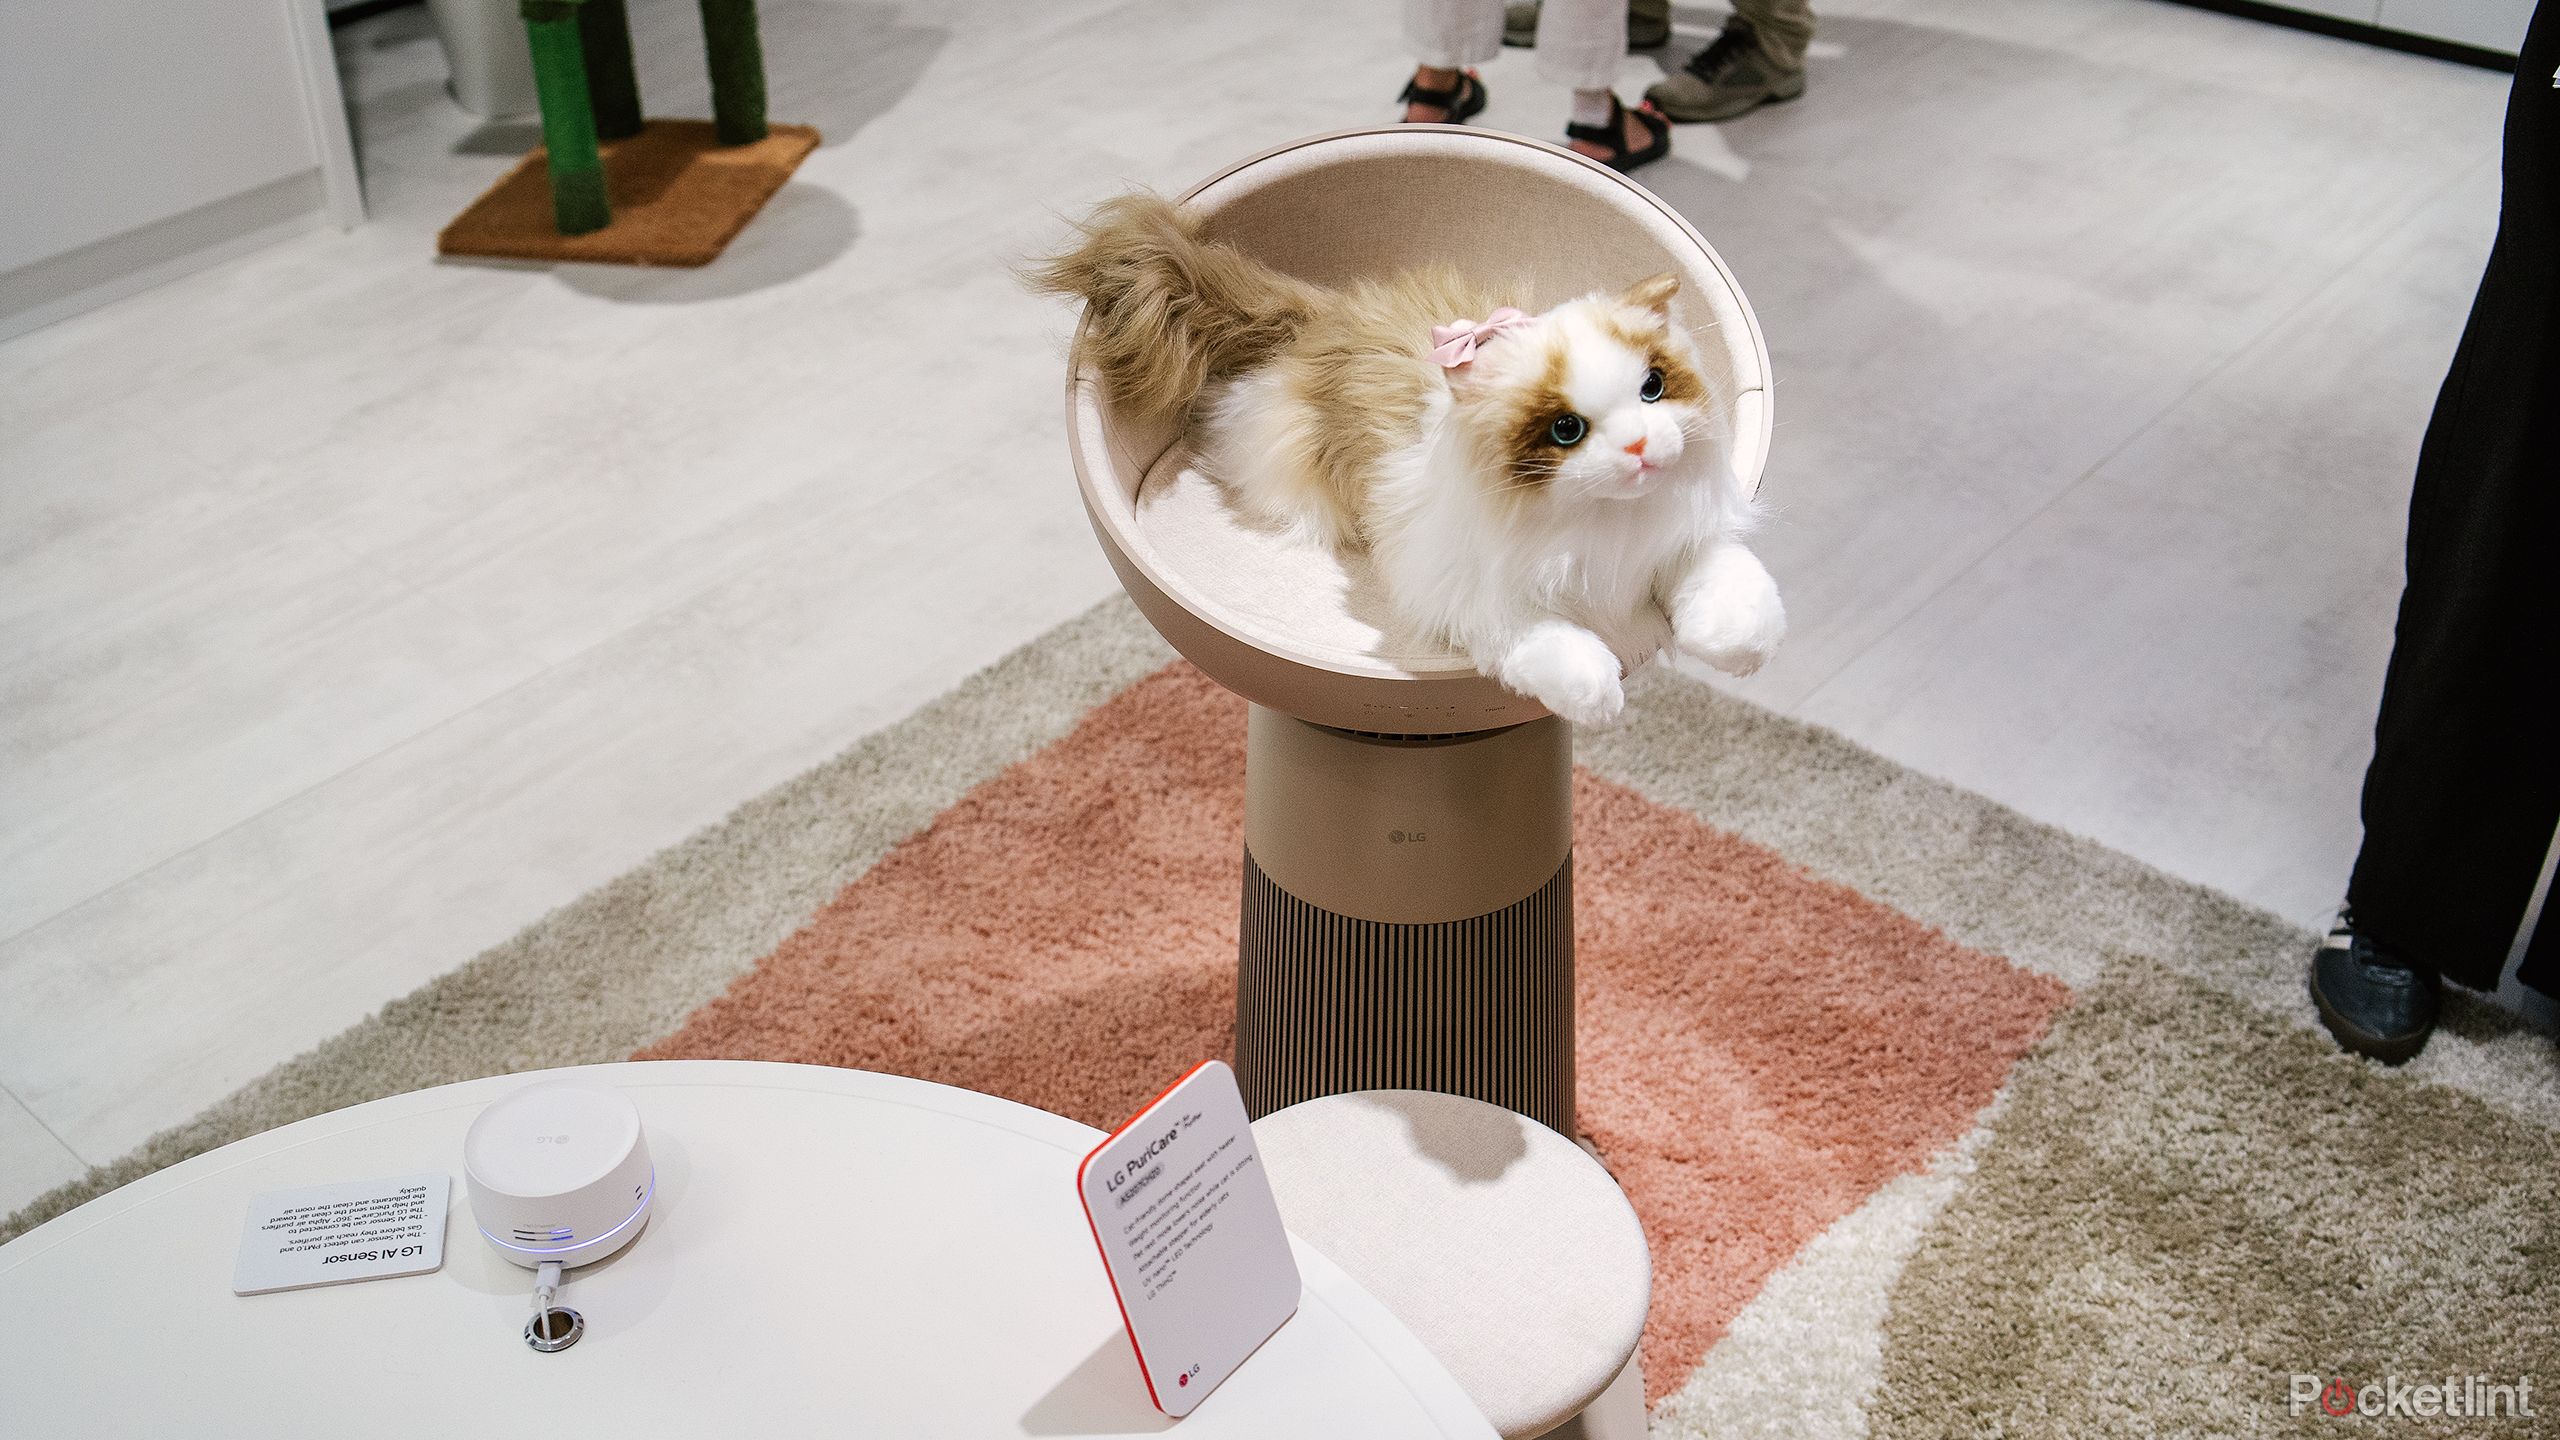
[{"left": 1403, "top": 0, "right": 1626, "bottom": 92}]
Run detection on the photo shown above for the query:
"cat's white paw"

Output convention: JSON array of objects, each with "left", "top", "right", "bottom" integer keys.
[
  {"left": 1499, "top": 625, "right": 1626, "bottom": 727},
  {"left": 1674, "top": 547, "right": 1787, "bottom": 678}
]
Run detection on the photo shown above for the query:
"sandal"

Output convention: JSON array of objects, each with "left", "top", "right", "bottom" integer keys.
[
  {"left": 1565, "top": 97, "right": 1671, "bottom": 173},
  {"left": 1399, "top": 68, "right": 1488, "bottom": 124}
]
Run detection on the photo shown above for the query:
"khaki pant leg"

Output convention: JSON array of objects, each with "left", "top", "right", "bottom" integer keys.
[{"left": 1730, "top": 0, "right": 1814, "bottom": 67}]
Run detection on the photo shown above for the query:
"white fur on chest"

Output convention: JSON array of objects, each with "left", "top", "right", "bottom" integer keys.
[
  {"left": 1197, "top": 350, "right": 1779, "bottom": 728},
  {"left": 1370, "top": 392, "right": 1726, "bottom": 664}
]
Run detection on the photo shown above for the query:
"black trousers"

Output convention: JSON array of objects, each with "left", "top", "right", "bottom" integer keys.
[{"left": 2348, "top": 0, "right": 2560, "bottom": 998}]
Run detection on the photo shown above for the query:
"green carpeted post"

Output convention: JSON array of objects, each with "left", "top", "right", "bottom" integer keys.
[
  {"left": 696, "top": 0, "right": 769, "bottom": 145},
  {"left": 577, "top": 0, "right": 644, "bottom": 141},
  {"left": 522, "top": 0, "right": 609, "bottom": 235}
]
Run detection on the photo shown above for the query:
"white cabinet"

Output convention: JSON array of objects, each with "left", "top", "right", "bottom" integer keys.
[
  {"left": 2376, "top": 0, "right": 2535, "bottom": 52},
  {"left": 0, "top": 0, "right": 358, "bottom": 338},
  {"left": 2243, "top": 0, "right": 2531, "bottom": 55}
]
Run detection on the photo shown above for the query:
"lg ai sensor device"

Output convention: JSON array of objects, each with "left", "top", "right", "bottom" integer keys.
[
  {"left": 463, "top": 1079, "right": 655, "bottom": 1352},
  {"left": 465, "top": 1079, "right": 654, "bottom": 1268}
]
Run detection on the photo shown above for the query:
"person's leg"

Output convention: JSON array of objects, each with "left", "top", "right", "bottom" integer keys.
[
  {"left": 1408, "top": 0, "right": 1504, "bottom": 67},
  {"left": 2322, "top": 0, "right": 2560, "bottom": 1056},
  {"left": 1404, "top": 0, "right": 1503, "bottom": 121},
  {"left": 2347, "top": 290, "right": 2560, "bottom": 992},
  {"left": 1644, "top": 0, "right": 1808, "bottom": 121},
  {"left": 1533, "top": 0, "right": 1626, "bottom": 94},
  {"left": 1535, "top": 0, "right": 1667, "bottom": 167},
  {"left": 1730, "top": 0, "right": 1814, "bottom": 69},
  {"left": 1506, "top": 1, "right": 1538, "bottom": 48},
  {"left": 1630, "top": 0, "right": 1671, "bottom": 47},
  {"left": 1506, "top": 0, "right": 1669, "bottom": 50}
]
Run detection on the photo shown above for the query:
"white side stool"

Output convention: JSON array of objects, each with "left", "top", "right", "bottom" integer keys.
[{"left": 1253, "top": 1091, "right": 1652, "bottom": 1440}]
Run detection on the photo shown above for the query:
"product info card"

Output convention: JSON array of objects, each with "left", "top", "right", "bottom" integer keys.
[
  {"left": 1077, "top": 1060, "right": 1300, "bottom": 1418},
  {"left": 233, "top": 1172, "right": 449, "bottom": 1296}
]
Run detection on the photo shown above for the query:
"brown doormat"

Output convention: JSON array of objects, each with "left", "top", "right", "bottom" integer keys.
[{"left": 437, "top": 119, "right": 820, "bottom": 268}]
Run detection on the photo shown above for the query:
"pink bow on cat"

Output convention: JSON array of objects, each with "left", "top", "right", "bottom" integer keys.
[{"left": 1428, "top": 307, "right": 1533, "bottom": 368}]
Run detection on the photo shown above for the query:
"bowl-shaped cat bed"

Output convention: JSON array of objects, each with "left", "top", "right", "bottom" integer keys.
[
  {"left": 1059, "top": 128, "right": 1776, "bottom": 1134},
  {"left": 1065, "top": 125, "right": 1773, "bottom": 736}
]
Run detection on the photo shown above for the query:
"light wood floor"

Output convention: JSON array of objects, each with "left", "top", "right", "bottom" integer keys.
[{"left": 0, "top": 0, "right": 2527, "bottom": 1213}]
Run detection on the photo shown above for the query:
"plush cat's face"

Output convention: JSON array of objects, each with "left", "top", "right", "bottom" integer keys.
[{"left": 1453, "top": 274, "right": 1715, "bottom": 507}]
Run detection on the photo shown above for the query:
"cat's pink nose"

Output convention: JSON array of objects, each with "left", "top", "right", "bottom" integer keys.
[{"left": 1623, "top": 436, "right": 1647, "bottom": 458}]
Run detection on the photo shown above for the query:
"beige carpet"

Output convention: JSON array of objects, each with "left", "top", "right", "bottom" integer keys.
[
  {"left": 7, "top": 598, "right": 2552, "bottom": 1435},
  {"left": 632, "top": 661, "right": 2069, "bottom": 1401},
  {"left": 1872, "top": 959, "right": 2556, "bottom": 1438}
]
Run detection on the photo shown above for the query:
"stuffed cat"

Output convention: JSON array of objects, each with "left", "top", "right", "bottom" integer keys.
[{"left": 1034, "top": 193, "right": 1784, "bottom": 726}]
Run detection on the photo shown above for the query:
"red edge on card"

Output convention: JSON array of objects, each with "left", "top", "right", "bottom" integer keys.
[{"left": 1077, "top": 1058, "right": 1220, "bottom": 1418}]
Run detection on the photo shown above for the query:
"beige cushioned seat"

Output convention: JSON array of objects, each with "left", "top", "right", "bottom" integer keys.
[
  {"left": 1066, "top": 125, "right": 1772, "bottom": 735},
  {"left": 1253, "top": 1090, "right": 1652, "bottom": 1439}
]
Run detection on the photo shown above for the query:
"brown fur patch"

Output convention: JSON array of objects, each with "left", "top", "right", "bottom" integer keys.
[
  {"left": 1595, "top": 302, "right": 1710, "bottom": 412},
  {"left": 1027, "top": 193, "right": 1321, "bottom": 420},
  {"left": 1620, "top": 271, "right": 1679, "bottom": 317},
  {"left": 1277, "top": 265, "right": 1523, "bottom": 535},
  {"left": 1649, "top": 344, "right": 1709, "bottom": 407},
  {"left": 1598, "top": 309, "right": 1653, "bottom": 356},
  {"left": 1478, "top": 336, "right": 1579, "bottom": 497}
]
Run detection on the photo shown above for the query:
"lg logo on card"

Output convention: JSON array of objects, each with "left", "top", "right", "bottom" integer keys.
[{"left": 1176, "top": 1364, "right": 1202, "bottom": 1388}]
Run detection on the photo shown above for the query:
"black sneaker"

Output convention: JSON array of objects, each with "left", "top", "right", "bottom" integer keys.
[{"left": 2309, "top": 911, "right": 2439, "bottom": 1065}]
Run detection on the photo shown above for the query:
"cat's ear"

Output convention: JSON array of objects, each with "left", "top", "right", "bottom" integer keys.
[{"left": 1620, "top": 272, "right": 1680, "bottom": 318}]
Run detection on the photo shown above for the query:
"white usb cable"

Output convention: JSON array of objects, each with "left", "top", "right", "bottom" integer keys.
[{"left": 525, "top": 1259, "right": 583, "bottom": 1352}]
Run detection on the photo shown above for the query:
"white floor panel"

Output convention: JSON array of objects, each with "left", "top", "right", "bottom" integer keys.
[
  {"left": 1790, "top": 162, "right": 2503, "bottom": 929},
  {"left": 0, "top": 1088, "right": 85, "bottom": 1215}
]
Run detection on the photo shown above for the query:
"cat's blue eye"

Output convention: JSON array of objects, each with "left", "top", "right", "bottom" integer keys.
[
  {"left": 1639, "top": 368, "right": 1665, "bottom": 403},
  {"left": 1549, "top": 414, "right": 1588, "bottom": 447}
]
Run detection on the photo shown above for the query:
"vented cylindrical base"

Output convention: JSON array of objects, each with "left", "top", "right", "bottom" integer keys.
[
  {"left": 1234, "top": 705, "right": 1577, "bottom": 1134},
  {"left": 1237, "top": 848, "right": 1575, "bottom": 1134}
]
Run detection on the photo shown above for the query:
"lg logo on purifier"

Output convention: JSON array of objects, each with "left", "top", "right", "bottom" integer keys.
[{"left": 1175, "top": 1363, "right": 1202, "bottom": 1388}]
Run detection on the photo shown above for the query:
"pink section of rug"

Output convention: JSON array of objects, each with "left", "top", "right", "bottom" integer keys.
[{"left": 640, "top": 664, "right": 2070, "bottom": 1399}]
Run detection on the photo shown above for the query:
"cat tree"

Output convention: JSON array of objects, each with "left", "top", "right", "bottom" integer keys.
[
  {"left": 519, "top": 0, "right": 765, "bottom": 234},
  {"left": 1062, "top": 128, "right": 1772, "bottom": 1135},
  {"left": 437, "top": 0, "right": 812, "bottom": 267}
]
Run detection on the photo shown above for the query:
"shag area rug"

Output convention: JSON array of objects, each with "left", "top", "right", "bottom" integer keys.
[{"left": 9, "top": 600, "right": 2554, "bottom": 1437}]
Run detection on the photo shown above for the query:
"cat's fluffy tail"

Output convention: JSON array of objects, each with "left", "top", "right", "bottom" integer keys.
[{"left": 1028, "top": 193, "right": 1319, "bottom": 420}]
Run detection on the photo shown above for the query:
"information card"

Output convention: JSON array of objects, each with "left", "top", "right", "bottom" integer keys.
[
  {"left": 232, "top": 1172, "right": 449, "bottom": 1296},
  {"left": 1077, "top": 1060, "right": 1300, "bottom": 1418}
]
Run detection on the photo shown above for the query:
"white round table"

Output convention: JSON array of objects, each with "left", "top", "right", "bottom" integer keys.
[{"left": 0, "top": 1061, "right": 1497, "bottom": 1439}]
